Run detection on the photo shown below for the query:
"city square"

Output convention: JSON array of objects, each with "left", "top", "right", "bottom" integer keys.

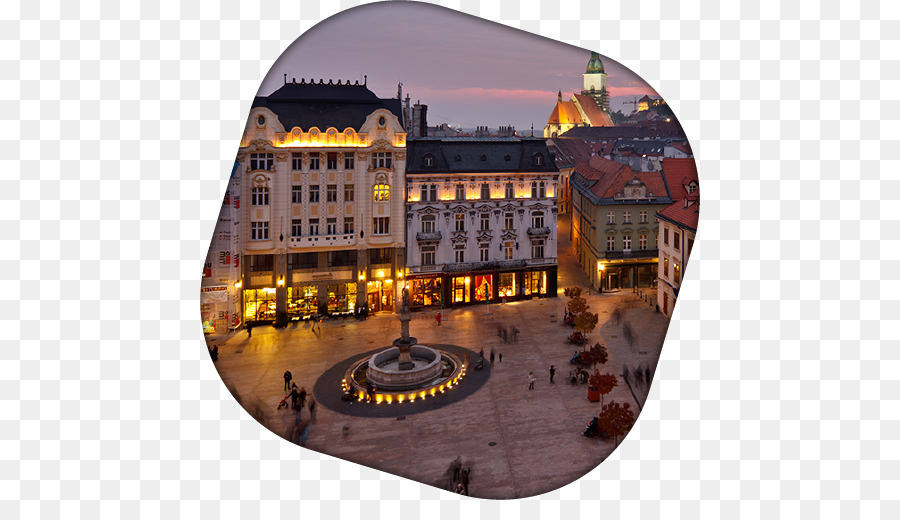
[{"left": 206, "top": 216, "right": 672, "bottom": 499}]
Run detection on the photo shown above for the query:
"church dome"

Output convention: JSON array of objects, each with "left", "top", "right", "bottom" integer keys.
[{"left": 585, "top": 51, "right": 605, "bottom": 74}]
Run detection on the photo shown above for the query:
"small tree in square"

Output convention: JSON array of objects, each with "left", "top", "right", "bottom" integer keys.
[
  {"left": 597, "top": 400, "right": 636, "bottom": 447},
  {"left": 589, "top": 370, "right": 618, "bottom": 406}
]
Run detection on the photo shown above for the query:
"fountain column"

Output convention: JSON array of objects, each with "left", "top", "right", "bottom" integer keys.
[{"left": 394, "top": 287, "right": 415, "bottom": 370}]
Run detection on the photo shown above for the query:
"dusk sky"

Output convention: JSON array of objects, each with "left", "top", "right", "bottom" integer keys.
[{"left": 259, "top": 2, "right": 659, "bottom": 131}]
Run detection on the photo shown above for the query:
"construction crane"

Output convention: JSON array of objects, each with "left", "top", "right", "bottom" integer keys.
[{"left": 623, "top": 97, "right": 638, "bottom": 115}]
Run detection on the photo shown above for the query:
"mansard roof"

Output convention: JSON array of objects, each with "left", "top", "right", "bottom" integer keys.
[{"left": 406, "top": 137, "right": 560, "bottom": 175}]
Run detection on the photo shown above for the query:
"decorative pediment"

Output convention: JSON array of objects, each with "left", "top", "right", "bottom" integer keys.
[
  {"left": 419, "top": 205, "right": 441, "bottom": 215},
  {"left": 501, "top": 230, "right": 517, "bottom": 241},
  {"left": 249, "top": 139, "right": 272, "bottom": 152},
  {"left": 476, "top": 231, "right": 493, "bottom": 242},
  {"left": 500, "top": 203, "right": 517, "bottom": 212},
  {"left": 475, "top": 204, "right": 493, "bottom": 213},
  {"left": 252, "top": 174, "right": 269, "bottom": 188},
  {"left": 372, "top": 138, "right": 392, "bottom": 149},
  {"left": 450, "top": 232, "right": 468, "bottom": 244}
]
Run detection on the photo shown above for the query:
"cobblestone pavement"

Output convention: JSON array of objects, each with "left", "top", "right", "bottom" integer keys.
[{"left": 206, "top": 214, "right": 673, "bottom": 499}]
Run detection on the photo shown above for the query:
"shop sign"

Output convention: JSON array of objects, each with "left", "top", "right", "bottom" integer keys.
[{"left": 201, "top": 285, "right": 229, "bottom": 303}]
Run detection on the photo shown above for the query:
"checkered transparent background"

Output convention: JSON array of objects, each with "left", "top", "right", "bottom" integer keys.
[{"left": 1, "top": 0, "right": 897, "bottom": 517}]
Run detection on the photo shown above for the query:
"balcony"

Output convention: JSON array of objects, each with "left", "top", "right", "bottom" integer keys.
[
  {"left": 443, "top": 259, "right": 526, "bottom": 273},
  {"left": 603, "top": 249, "right": 657, "bottom": 260},
  {"left": 527, "top": 226, "right": 551, "bottom": 236},
  {"left": 288, "top": 233, "right": 356, "bottom": 248},
  {"left": 416, "top": 231, "right": 442, "bottom": 241}
]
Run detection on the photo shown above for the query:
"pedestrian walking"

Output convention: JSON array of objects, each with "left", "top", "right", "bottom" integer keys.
[
  {"left": 308, "top": 397, "right": 317, "bottom": 420},
  {"left": 528, "top": 372, "right": 535, "bottom": 390},
  {"left": 290, "top": 383, "right": 299, "bottom": 410},
  {"left": 283, "top": 370, "right": 292, "bottom": 392},
  {"left": 299, "top": 387, "right": 307, "bottom": 410},
  {"left": 247, "top": 323, "right": 253, "bottom": 338},
  {"left": 502, "top": 328, "right": 508, "bottom": 343},
  {"left": 489, "top": 349, "right": 495, "bottom": 363},
  {"left": 512, "top": 327, "right": 519, "bottom": 343},
  {"left": 549, "top": 365, "right": 556, "bottom": 383},
  {"left": 460, "top": 467, "right": 471, "bottom": 496},
  {"left": 452, "top": 456, "right": 462, "bottom": 482},
  {"left": 436, "top": 312, "right": 442, "bottom": 326},
  {"left": 499, "top": 352, "right": 502, "bottom": 362}
]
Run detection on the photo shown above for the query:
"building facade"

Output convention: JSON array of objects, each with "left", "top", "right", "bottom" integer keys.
[
  {"left": 570, "top": 155, "right": 673, "bottom": 291},
  {"left": 656, "top": 158, "right": 700, "bottom": 317},
  {"left": 201, "top": 162, "right": 242, "bottom": 334},
  {"left": 235, "top": 79, "right": 407, "bottom": 323},
  {"left": 405, "top": 138, "right": 560, "bottom": 309}
]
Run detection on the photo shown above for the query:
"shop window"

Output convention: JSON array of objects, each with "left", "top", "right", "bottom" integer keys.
[
  {"left": 244, "top": 288, "right": 276, "bottom": 322},
  {"left": 499, "top": 273, "right": 515, "bottom": 297},
  {"left": 410, "top": 278, "right": 441, "bottom": 307},
  {"left": 251, "top": 186, "right": 269, "bottom": 206},
  {"left": 452, "top": 276, "right": 470, "bottom": 303},
  {"left": 287, "top": 285, "right": 317, "bottom": 319},
  {"left": 288, "top": 252, "right": 317, "bottom": 270},
  {"left": 523, "top": 271, "right": 546, "bottom": 296},
  {"left": 327, "top": 282, "right": 357, "bottom": 314},
  {"left": 475, "top": 275, "right": 492, "bottom": 301}
]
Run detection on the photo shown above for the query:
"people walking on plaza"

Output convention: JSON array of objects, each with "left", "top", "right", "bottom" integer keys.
[
  {"left": 550, "top": 365, "right": 556, "bottom": 383},
  {"left": 290, "top": 383, "right": 299, "bottom": 411},
  {"left": 247, "top": 323, "right": 253, "bottom": 338},
  {"left": 436, "top": 312, "right": 442, "bottom": 326},
  {"left": 512, "top": 327, "right": 519, "bottom": 343},
  {"left": 308, "top": 397, "right": 317, "bottom": 420},
  {"left": 454, "top": 483, "right": 465, "bottom": 494},
  {"left": 460, "top": 467, "right": 471, "bottom": 495},
  {"left": 452, "top": 456, "right": 462, "bottom": 482},
  {"left": 499, "top": 352, "right": 502, "bottom": 362},
  {"left": 299, "top": 387, "right": 307, "bottom": 410},
  {"left": 489, "top": 349, "right": 495, "bottom": 363},
  {"left": 528, "top": 372, "right": 535, "bottom": 390},
  {"left": 501, "top": 328, "right": 508, "bottom": 343},
  {"left": 283, "top": 370, "right": 292, "bottom": 392}
]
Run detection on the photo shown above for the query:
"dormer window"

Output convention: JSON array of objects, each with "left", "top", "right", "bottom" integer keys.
[
  {"left": 504, "top": 154, "right": 511, "bottom": 161},
  {"left": 424, "top": 154, "right": 434, "bottom": 167},
  {"left": 533, "top": 153, "right": 544, "bottom": 166}
]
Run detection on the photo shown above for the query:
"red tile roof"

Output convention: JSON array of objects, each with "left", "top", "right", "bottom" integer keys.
[
  {"left": 662, "top": 158, "right": 700, "bottom": 201},
  {"left": 658, "top": 191, "right": 699, "bottom": 231},
  {"left": 572, "top": 94, "right": 613, "bottom": 127},
  {"left": 574, "top": 155, "right": 669, "bottom": 200}
]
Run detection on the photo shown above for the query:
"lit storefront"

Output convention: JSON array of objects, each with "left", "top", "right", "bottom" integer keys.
[
  {"left": 287, "top": 285, "right": 317, "bottom": 319},
  {"left": 409, "top": 277, "right": 442, "bottom": 308},
  {"left": 522, "top": 270, "right": 547, "bottom": 296},
  {"left": 243, "top": 287, "right": 277, "bottom": 322},
  {"left": 498, "top": 273, "right": 516, "bottom": 298},
  {"left": 327, "top": 282, "right": 357, "bottom": 315},
  {"left": 474, "top": 275, "right": 492, "bottom": 302},
  {"left": 451, "top": 276, "right": 470, "bottom": 303},
  {"left": 366, "top": 279, "right": 394, "bottom": 313}
]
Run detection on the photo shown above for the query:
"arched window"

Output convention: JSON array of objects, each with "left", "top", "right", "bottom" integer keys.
[{"left": 374, "top": 183, "right": 390, "bottom": 202}]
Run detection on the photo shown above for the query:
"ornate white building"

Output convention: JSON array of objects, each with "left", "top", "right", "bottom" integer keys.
[
  {"left": 234, "top": 78, "right": 407, "bottom": 323},
  {"left": 655, "top": 158, "right": 699, "bottom": 317},
  {"left": 404, "top": 137, "right": 560, "bottom": 309}
]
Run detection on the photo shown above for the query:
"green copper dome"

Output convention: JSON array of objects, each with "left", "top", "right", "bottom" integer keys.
[{"left": 586, "top": 51, "right": 605, "bottom": 74}]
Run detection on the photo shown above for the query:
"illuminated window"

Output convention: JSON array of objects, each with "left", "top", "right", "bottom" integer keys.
[
  {"left": 663, "top": 256, "right": 669, "bottom": 278},
  {"left": 374, "top": 183, "right": 390, "bottom": 202},
  {"left": 454, "top": 213, "right": 465, "bottom": 232},
  {"left": 674, "top": 262, "right": 680, "bottom": 283},
  {"left": 251, "top": 221, "right": 269, "bottom": 240},
  {"left": 251, "top": 186, "right": 269, "bottom": 206}
]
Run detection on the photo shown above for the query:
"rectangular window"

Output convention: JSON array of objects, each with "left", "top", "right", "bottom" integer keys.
[
  {"left": 664, "top": 227, "right": 669, "bottom": 246},
  {"left": 344, "top": 217, "right": 354, "bottom": 235},
  {"left": 327, "top": 184, "right": 337, "bottom": 202},
  {"left": 640, "top": 210, "right": 648, "bottom": 223},
  {"left": 287, "top": 252, "right": 317, "bottom": 270},
  {"left": 480, "top": 213, "right": 490, "bottom": 231},
  {"left": 422, "top": 215, "right": 435, "bottom": 233},
  {"left": 249, "top": 153, "right": 273, "bottom": 171},
  {"left": 607, "top": 235, "right": 615, "bottom": 251},
  {"left": 373, "top": 217, "right": 390, "bottom": 235},
  {"left": 374, "top": 183, "right": 390, "bottom": 202},
  {"left": 371, "top": 152, "right": 392, "bottom": 169},
  {"left": 291, "top": 219, "right": 302, "bottom": 237},
  {"left": 479, "top": 244, "right": 489, "bottom": 262},
  {"left": 688, "top": 237, "right": 694, "bottom": 255},
  {"left": 664, "top": 257, "right": 669, "bottom": 278},
  {"left": 505, "top": 182, "right": 514, "bottom": 199},
  {"left": 623, "top": 235, "right": 632, "bottom": 251},
  {"left": 344, "top": 154, "right": 355, "bottom": 169},
  {"left": 640, "top": 234, "right": 647, "bottom": 250},
  {"left": 623, "top": 211, "right": 631, "bottom": 224},
  {"left": 532, "top": 212, "right": 544, "bottom": 229},
  {"left": 480, "top": 183, "right": 490, "bottom": 200},
  {"left": 454, "top": 245, "right": 465, "bottom": 263},
  {"left": 344, "top": 184, "right": 354, "bottom": 202},
  {"left": 532, "top": 239, "right": 545, "bottom": 259},
  {"left": 370, "top": 248, "right": 392, "bottom": 264},
  {"left": 328, "top": 250, "right": 357, "bottom": 267},
  {"left": 327, "top": 152, "right": 338, "bottom": 170},
  {"left": 674, "top": 232, "right": 681, "bottom": 251},
  {"left": 326, "top": 218, "right": 337, "bottom": 235},
  {"left": 429, "top": 184, "right": 437, "bottom": 201},
  {"left": 504, "top": 213, "right": 514, "bottom": 230},
  {"left": 420, "top": 185, "right": 428, "bottom": 202},
  {"left": 309, "top": 185, "right": 320, "bottom": 202},
  {"left": 531, "top": 182, "right": 538, "bottom": 198},
  {"left": 251, "top": 221, "right": 269, "bottom": 240},
  {"left": 249, "top": 254, "right": 274, "bottom": 272},
  {"left": 504, "top": 241, "right": 514, "bottom": 260},
  {"left": 674, "top": 262, "right": 680, "bottom": 283},
  {"left": 251, "top": 187, "right": 269, "bottom": 206},
  {"left": 539, "top": 182, "right": 546, "bottom": 198},
  {"left": 291, "top": 185, "right": 302, "bottom": 204},
  {"left": 455, "top": 184, "right": 465, "bottom": 201},
  {"left": 308, "top": 219, "right": 319, "bottom": 236},
  {"left": 454, "top": 213, "right": 465, "bottom": 232},
  {"left": 607, "top": 211, "right": 615, "bottom": 224},
  {"left": 309, "top": 154, "right": 320, "bottom": 170},
  {"left": 292, "top": 153, "right": 302, "bottom": 171},
  {"left": 421, "top": 245, "right": 436, "bottom": 266}
]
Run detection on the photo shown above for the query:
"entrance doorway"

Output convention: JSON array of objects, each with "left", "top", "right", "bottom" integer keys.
[{"left": 366, "top": 280, "right": 394, "bottom": 313}]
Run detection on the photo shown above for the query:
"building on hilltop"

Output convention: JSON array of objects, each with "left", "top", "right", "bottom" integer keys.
[
  {"left": 404, "top": 137, "right": 560, "bottom": 309},
  {"left": 234, "top": 77, "right": 408, "bottom": 323}
]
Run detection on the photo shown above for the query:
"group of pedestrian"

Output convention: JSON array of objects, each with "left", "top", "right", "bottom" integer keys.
[
  {"left": 527, "top": 365, "right": 557, "bottom": 390},
  {"left": 450, "top": 456, "right": 471, "bottom": 496},
  {"left": 496, "top": 325, "right": 519, "bottom": 343},
  {"left": 282, "top": 370, "right": 315, "bottom": 418}
]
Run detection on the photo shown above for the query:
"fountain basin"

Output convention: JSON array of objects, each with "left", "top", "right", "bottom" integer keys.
[{"left": 366, "top": 345, "right": 444, "bottom": 390}]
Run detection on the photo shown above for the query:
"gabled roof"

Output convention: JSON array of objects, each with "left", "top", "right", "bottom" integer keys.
[
  {"left": 251, "top": 80, "right": 403, "bottom": 131},
  {"left": 547, "top": 100, "right": 583, "bottom": 126},
  {"left": 661, "top": 158, "right": 700, "bottom": 201},
  {"left": 570, "top": 155, "right": 670, "bottom": 205},
  {"left": 406, "top": 137, "right": 560, "bottom": 175},
  {"left": 572, "top": 94, "right": 613, "bottom": 127},
  {"left": 658, "top": 191, "right": 699, "bottom": 231}
]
